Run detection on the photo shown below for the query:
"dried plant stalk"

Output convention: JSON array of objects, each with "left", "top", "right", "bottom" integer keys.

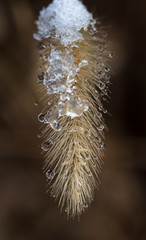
[{"left": 34, "top": 0, "right": 114, "bottom": 218}]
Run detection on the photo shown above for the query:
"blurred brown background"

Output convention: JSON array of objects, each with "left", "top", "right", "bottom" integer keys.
[{"left": 0, "top": 0, "right": 146, "bottom": 240}]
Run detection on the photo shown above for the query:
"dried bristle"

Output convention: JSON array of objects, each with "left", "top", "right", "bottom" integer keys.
[{"left": 36, "top": 24, "right": 113, "bottom": 218}]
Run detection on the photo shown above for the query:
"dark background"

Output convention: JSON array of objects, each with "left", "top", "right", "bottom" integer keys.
[{"left": 0, "top": 0, "right": 146, "bottom": 239}]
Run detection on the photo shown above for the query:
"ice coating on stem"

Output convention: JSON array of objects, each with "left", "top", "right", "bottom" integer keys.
[
  {"left": 33, "top": 0, "right": 96, "bottom": 46},
  {"left": 34, "top": 0, "right": 95, "bottom": 130}
]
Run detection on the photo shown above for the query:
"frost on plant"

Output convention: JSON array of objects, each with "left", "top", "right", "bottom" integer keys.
[{"left": 34, "top": 0, "right": 114, "bottom": 218}]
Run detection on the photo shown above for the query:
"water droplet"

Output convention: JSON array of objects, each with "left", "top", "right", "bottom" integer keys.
[
  {"left": 44, "top": 54, "right": 49, "bottom": 60},
  {"left": 99, "top": 106, "right": 103, "bottom": 111},
  {"left": 84, "top": 130, "right": 90, "bottom": 137},
  {"left": 51, "top": 191, "right": 56, "bottom": 198},
  {"left": 50, "top": 138, "right": 55, "bottom": 144},
  {"left": 105, "top": 74, "right": 111, "bottom": 81},
  {"left": 98, "top": 45, "right": 104, "bottom": 52},
  {"left": 93, "top": 163, "right": 96, "bottom": 167},
  {"left": 64, "top": 173, "right": 68, "bottom": 179},
  {"left": 103, "top": 109, "right": 107, "bottom": 114},
  {"left": 86, "top": 153, "right": 91, "bottom": 160},
  {"left": 37, "top": 132, "right": 43, "bottom": 138},
  {"left": 97, "top": 124, "right": 104, "bottom": 131},
  {"left": 109, "top": 52, "right": 114, "bottom": 58},
  {"left": 99, "top": 141, "right": 105, "bottom": 150},
  {"left": 46, "top": 170, "right": 55, "bottom": 180},
  {"left": 65, "top": 208, "right": 68, "bottom": 212},
  {"left": 72, "top": 125, "right": 79, "bottom": 132},
  {"left": 83, "top": 202, "right": 88, "bottom": 208},
  {"left": 97, "top": 112, "right": 102, "bottom": 119},
  {"left": 35, "top": 101, "right": 39, "bottom": 106},
  {"left": 37, "top": 72, "right": 44, "bottom": 83},
  {"left": 67, "top": 152, "right": 72, "bottom": 157},
  {"left": 98, "top": 81, "right": 106, "bottom": 90},
  {"left": 96, "top": 136, "right": 102, "bottom": 143},
  {"left": 90, "top": 30, "right": 94, "bottom": 35},
  {"left": 103, "top": 33, "right": 108, "bottom": 38},
  {"left": 105, "top": 67, "right": 110, "bottom": 73},
  {"left": 41, "top": 142, "right": 50, "bottom": 151},
  {"left": 97, "top": 70, "right": 104, "bottom": 79},
  {"left": 48, "top": 101, "right": 52, "bottom": 106},
  {"left": 38, "top": 113, "right": 45, "bottom": 122},
  {"left": 38, "top": 42, "right": 46, "bottom": 50},
  {"left": 88, "top": 171, "right": 92, "bottom": 176},
  {"left": 104, "top": 89, "right": 108, "bottom": 95}
]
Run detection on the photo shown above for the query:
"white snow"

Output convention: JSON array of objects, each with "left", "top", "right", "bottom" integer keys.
[{"left": 34, "top": 0, "right": 95, "bottom": 46}]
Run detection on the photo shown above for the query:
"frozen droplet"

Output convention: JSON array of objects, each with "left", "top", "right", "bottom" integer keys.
[
  {"left": 97, "top": 124, "right": 104, "bottom": 131},
  {"left": 38, "top": 113, "right": 45, "bottom": 122},
  {"left": 79, "top": 59, "right": 88, "bottom": 68},
  {"left": 88, "top": 171, "right": 92, "bottom": 176},
  {"left": 37, "top": 132, "right": 43, "bottom": 138},
  {"left": 41, "top": 142, "right": 50, "bottom": 151},
  {"left": 51, "top": 122, "right": 62, "bottom": 131},
  {"left": 44, "top": 111, "right": 51, "bottom": 123},
  {"left": 46, "top": 170, "right": 55, "bottom": 180},
  {"left": 60, "top": 97, "right": 89, "bottom": 118}
]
